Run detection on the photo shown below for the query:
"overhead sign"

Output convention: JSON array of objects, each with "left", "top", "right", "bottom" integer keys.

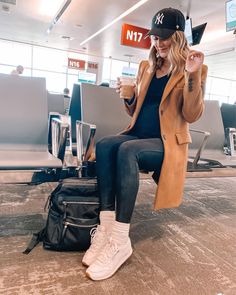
[
  {"left": 88, "top": 62, "right": 98, "bottom": 70},
  {"left": 121, "top": 23, "right": 151, "bottom": 49},
  {"left": 87, "top": 62, "right": 99, "bottom": 75},
  {"left": 68, "top": 58, "right": 86, "bottom": 70},
  {"left": 67, "top": 59, "right": 99, "bottom": 73}
]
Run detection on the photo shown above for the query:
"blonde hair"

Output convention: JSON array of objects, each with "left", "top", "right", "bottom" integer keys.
[{"left": 148, "top": 31, "right": 189, "bottom": 75}]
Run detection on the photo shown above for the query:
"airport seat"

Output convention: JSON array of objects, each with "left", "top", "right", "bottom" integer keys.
[
  {"left": 62, "top": 83, "right": 94, "bottom": 164},
  {"left": 220, "top": 103, "right": 236, "bottom": 155},
  {"left": 47, "top": 92, "right": 67, "bottom": 152},
  {"left": 80, "top": 83, "right": 130, "bottom": 143},
  {"left": 0, "top": 74, "right": 68, "bottom": 183},
  {"left": 220, "top": 103, "right": 236, "bottom": 130},
  {"left": 79, "top": 83, "right": 151, "bottom": 174},
  {"left": 188, "top": 100, "right": 236, "bottom": 171},
  {"left": 47, "top": 92, "right": 65, "bottom": 115},
  {"left": 68, "top": 83, "right": 82, "bottom": 155}
]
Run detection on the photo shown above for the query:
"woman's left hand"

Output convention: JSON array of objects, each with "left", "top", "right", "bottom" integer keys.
[{"left": 185, "top": 50, "right": 204, "bottom": 73}]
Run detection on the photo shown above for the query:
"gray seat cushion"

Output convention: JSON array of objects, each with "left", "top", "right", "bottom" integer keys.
[{"left": 0, "top": 151, "right": 62, "bottom": 169}]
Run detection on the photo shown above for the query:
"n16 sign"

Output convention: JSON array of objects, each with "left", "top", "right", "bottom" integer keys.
[
  {"left": 67, "top": 59, "right": 99, "bottom": 72},
  {"left": 121, "top": 23, "right": 151, "bottom": 49},
  {"left": 68, "top": 58, "right": 86, "bottom": 70}
]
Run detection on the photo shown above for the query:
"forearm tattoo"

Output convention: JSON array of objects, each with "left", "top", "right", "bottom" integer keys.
[{"left": 188, "top": 77, "right": 193, "bottom": 92}]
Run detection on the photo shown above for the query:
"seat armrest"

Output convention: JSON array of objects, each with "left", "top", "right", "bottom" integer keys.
[
  {"left": 48, "top": 112, "right": 71, "bottom": 151},
  {"left": 51, "top": 117, "right": 69, "bottom": 162},
  {"left": 49, "top": 112, "right": 69, "bottom": 123},
  {"left": 76, "top": 120, "right": 96, "bottom": 164},
  {"left": 189, "top": 128, "right": 211, "bottom": 166},
  {"left": 226, "top": 127, "right": 236, "bottom": 156}
]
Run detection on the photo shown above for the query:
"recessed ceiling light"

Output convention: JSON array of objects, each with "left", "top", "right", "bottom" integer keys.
[
  {"left": 1, "top": 4, "right": 10, "bottom": 13},
  {"left": 61, "top": 35, "right": 74, "bottom": 41},
  {"left": 124, "top": 54, "right": 134, "bottom": 57}
]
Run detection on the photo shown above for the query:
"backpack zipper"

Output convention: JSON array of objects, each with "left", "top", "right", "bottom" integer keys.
[
  {"left": 62, "top": 201, "right": 99, "bottom": 206},
  {"left": 63, "top": 221, "right": 98, "bottom": 228}
]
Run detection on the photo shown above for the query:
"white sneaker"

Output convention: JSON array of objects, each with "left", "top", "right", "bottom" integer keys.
[
  {"left": 82, "top": 225, "right": 108, "bottom": 267},
  {"left": 86, "top": 237, "right": 133, "bottom": 280}
]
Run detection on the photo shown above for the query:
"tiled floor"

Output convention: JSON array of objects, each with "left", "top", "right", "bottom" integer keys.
[{"left": 0, "top": 177, "right": 236, "bottom": 295}]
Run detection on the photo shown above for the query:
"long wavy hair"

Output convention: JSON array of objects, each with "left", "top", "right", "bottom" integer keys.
[{"left": 148, "top": 31, "right": 189, "bottom": 76}]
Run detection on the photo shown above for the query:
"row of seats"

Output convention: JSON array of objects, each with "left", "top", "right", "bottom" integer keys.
[
  {"left": 188, "top": 100, "right": 236, "bottom": 170},
  {"left": 0, "top": 72, "right": 235, "bottom": 184},
  {"left": 0, "top": 73, "right": 69, "bottom": 183}
]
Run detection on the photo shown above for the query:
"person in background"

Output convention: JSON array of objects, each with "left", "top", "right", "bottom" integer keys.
[
  {"left": 11, "top": 65, "right": 24, "bottom": 75},
  {"left": 83, "top": 7, "right": 208, "bottom": 281},
  {"left": 63, "top": 87, "right": 71, "bottom": 115}
]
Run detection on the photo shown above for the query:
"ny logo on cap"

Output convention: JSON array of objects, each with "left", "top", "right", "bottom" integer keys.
[{"left": 155, "top": 13, "right": 164, "bottom": 25}]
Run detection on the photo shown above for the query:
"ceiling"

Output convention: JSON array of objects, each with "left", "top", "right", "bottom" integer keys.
[{"left": 0, "top": 0, "right": 236, "bottom": 80}]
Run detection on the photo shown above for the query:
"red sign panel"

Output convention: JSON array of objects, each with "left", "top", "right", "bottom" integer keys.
[
  {"left": 88, "top": 62, "right": 98, "bottom": 70},
  {"left": 121, "top": 23, "right": 151, "bottom": 49},
  {"left": 68, "top": 58, "right": 86, "bottom": 70}
]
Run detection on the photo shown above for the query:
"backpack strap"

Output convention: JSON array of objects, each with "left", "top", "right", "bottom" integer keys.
[{"left": 22, "top": 228, "right": 45, "bottom": 254}]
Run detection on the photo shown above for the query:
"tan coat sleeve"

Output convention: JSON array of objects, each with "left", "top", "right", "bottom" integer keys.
[{"left": 182, "top": 64, "right": 208, "bottom": 123}]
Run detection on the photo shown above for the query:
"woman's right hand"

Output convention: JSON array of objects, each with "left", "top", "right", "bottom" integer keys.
[{"left": 115, "top": 77, "right": 136, "bottom": 100}]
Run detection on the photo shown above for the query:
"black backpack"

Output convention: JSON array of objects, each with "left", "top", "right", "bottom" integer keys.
[{"left": 23, "top": 177, "right": 100, "bottom": 254}]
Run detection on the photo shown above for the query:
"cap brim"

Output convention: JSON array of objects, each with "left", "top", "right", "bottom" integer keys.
[{"left": 144, "top": 28, "right": 175, "bottom": 40}]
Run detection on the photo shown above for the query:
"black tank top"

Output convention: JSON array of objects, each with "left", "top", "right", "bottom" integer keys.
[{"left": 130, "top": 74, "right": 169, "bottom": 139}]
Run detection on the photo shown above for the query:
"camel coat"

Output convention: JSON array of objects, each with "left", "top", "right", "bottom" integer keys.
[{"left": 121, "top": 60, "right": 208, "bottom": 210}]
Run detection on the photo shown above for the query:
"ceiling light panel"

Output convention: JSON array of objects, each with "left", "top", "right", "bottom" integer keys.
[{"left": 80, "top": 0, "right": 149, "bottom": 46}]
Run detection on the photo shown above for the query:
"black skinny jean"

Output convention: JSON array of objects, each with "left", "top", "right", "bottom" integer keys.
[{"left": 96, "top": 135, "right": 164, "bottom": 223}]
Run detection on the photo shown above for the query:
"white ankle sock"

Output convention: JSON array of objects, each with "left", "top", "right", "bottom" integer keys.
[
  {"left": 99, "top": 211, "right": 115, "bottom": 233},
  {"left": 111, "top": 221, "right": 130, "bottom": 246}
]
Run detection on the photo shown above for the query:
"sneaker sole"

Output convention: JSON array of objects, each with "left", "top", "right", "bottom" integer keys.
[
  {"left": 85, "top": 248, "right": 133, "bottom": 281},
  {"left": 82, "top": 244, "right": 108, "bottom": 267},
  {"left": 82, "top": 260, "right": 90, "bottom": 267}
]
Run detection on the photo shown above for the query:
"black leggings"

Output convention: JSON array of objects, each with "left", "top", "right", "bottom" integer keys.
[{"left": 96, "top": 135, "right": 164, "bottom": 223}]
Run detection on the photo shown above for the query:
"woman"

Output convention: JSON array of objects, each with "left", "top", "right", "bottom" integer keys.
[{"left": 83, "top": 7, "right": 208, "bottom": 280}]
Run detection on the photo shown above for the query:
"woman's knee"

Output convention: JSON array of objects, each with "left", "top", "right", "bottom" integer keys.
[
  {"left": 96, "top": 136, "right": 125, "bottom": 159},
  {"left": 117, "top": 141, "right": 137, "bottom": 161},
  {"left": 96, "top": 135, "right": 117, "bottom": 150}
]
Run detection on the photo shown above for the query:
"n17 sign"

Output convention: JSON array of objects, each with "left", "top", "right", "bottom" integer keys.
[{"left": 121, "top": 23, "right": 151, "bottom": 49}]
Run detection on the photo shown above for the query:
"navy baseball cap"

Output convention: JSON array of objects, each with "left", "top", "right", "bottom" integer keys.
[{"left": 145, "top": 7, "right": 185, "bottom": 39}]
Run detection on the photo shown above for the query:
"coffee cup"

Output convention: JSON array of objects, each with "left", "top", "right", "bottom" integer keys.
[{"left": 119, "top": 76, "right": 135, "bottom": 99}]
